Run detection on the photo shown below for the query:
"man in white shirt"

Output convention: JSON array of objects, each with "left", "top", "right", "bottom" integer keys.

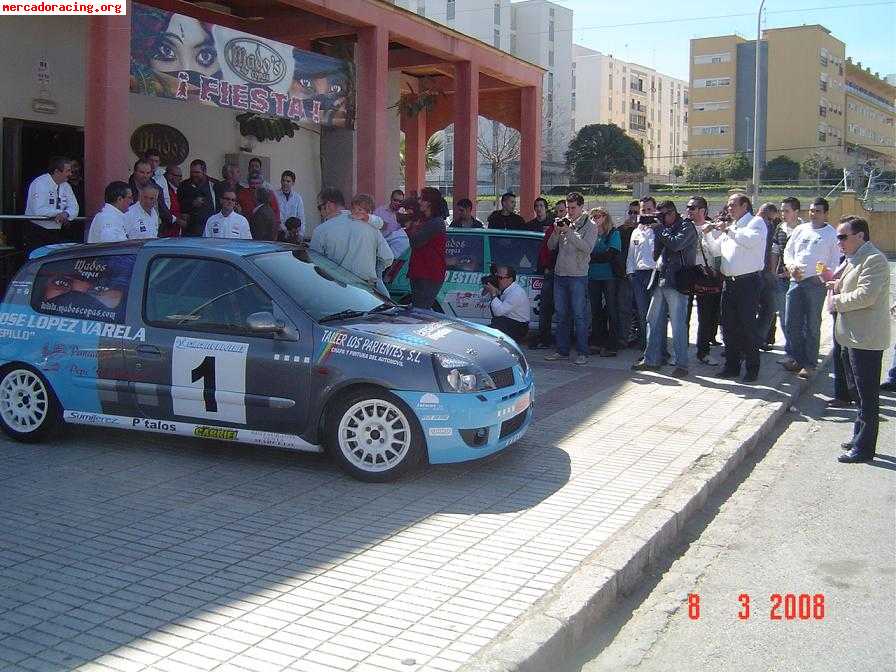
[
  {"left": 704, "top": 192, "right": 767, "bottom": 382},
  {"left": 125, "top": 183, "right": 161, "bottom": 240},
  {"left": 274, "top": 170, "right": 305, "bottom": 237},
  {"left": 204, "top": 190, "right": 252, "bottom": 239},
  {"left": 780, "top": 196, "right": 840, "bottom": 378},
  {"left": 86, "top": 182, "right": 133, "bottom": 243},
  {"left": 24, "top": 156, "right": 80, "bottom": 253},
  {"left": 485, "top": 265, "right": 531, "bottom": 342}
]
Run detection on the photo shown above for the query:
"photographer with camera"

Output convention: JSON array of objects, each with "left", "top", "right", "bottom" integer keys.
[
  {"left": 631, "top": 200, "right": 696, "bottom": 377},
  {"left": 626, "top": 197, "right": 658, "bottom": 352},
  {"left": 544, "top": 192, "right": 599, "bottom": 365},
  {"left": 483, "top": 265, "right": 531, "bottom": 342}
]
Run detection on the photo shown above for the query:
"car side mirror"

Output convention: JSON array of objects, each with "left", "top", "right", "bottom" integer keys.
[{"left": 247, "top": 311, "right": 285, "bottom": 335}]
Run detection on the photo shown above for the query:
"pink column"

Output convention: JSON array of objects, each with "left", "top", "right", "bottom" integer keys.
[
  {"left": 452, "top": 60, "right": 479, "bottom": 208},
  {"left": 404, "top": 110, "right": 427, "bottom": 196},
  {"left": 355, "top": 25, "right": 389, "bottom": 202},
  {"left": 84, "top": 14, "right": 131, "bottom": 216},
  {"left": 519, "top": 84, "right": 542, "bottom": 221}
]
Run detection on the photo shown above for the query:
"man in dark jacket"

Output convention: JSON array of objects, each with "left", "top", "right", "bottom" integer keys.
[
  {"left": 177, "top": 159, "right": 217, "bottom": 236},
  {"left": 632, "top": 200, "right": 697, "bottom": 377},
  {"left": 487, "top": 192, "right": 526, "bottom": 230},
  {"left": 248, "top": 188, "right": 279, "bottom": 241}
]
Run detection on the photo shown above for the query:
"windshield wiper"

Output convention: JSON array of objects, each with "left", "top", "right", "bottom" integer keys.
[
  {"left": 318, "top": 309, "right": 368, "bottom": 323},
  {"left": 368, "top": 303, "right": 400, "bottom": 314}
]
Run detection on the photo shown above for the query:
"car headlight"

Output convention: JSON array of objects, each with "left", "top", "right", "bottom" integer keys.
[{"left": 433, "top": 353, "right": 496, "bottom": 393}]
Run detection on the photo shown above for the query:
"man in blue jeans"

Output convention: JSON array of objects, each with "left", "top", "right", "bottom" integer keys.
[
  {"left": 627, "top": 198, "right": 658, "bottom": 352},
  {"left": 545, "top": 192, "right": 599, "bottom": 365},
  {"left": 632, "top": 201, "right": 697, "bottom": 377},
  {"left": 781, "top": 197, "right": 840, "bottom": 379}
]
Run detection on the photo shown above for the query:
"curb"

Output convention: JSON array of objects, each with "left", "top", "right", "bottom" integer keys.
[{"left": 460, "top": 351, "right": 832, "bottom": 672}]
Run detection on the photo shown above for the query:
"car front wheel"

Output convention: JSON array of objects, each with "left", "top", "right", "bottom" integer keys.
[
  {"left": 328, "top": 387, "right": 423, "bottom": 482},
  {"left": 0, "top": 366, "right": 59, "bottom": 442}
]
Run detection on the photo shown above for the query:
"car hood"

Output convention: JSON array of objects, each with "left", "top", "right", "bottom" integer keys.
[{"left": 333, "top": 309, "right": 526, "bottom": 374}]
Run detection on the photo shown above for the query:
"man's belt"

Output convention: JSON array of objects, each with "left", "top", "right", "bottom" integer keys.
[{"left": 724, "top": 270, "right": 761, "bottom": 282}]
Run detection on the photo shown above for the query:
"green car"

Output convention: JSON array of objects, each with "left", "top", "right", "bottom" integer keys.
[{"left": 385, "top": 228, "right": 545, "bottom": 328}]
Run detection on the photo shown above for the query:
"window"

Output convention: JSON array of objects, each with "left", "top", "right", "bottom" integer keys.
[
  {"left": 32, "top": 254, "right": 135, "bottom": 324},
  {"left": 819, "top": 48, "right": 829, "bottom": 67},
  {"left": 447, "top": 0, "right": 455, "bottom": 20},
  {"left": 818, "top": 129, "right": 827, "bottom": 142},
  {"left": 494, "top": 2, "right": 500, "bottom": 25},
  {"left": 493, "top": 29, "right": 500, "bottom": 48},
  {"left": 445, "top": 234, "right": 484, "bottom": 272},
  {"left": 693, "top": 100, "right": 730, "bottom": 112},
  {"left": 694, "top": 52, "right": 732, "bottom": 65},
  {"left": 819, "top": 104, "right": 827, "bottom": 117},
  {"left": 694, "top": 78, "right": 731, "bottom": 88},
  {"left": 146, "top": 257, "right": 275, "bottom": 333},
  {"left": 548, "top": 21, "right": 554, "bottom": 42},
  {"left": 548, "top": 50, "right": 554, "bottom": 67},
  {"left": 416, "top": 0, "right": 425, "bottom": 15},
  {"left": 571, "top": 92, "right": 576, "bottom": 110},
  {"left": 490, "top": 236, "right": 541, "bottom": 275},
  {"left": 693, "top": 125, "right": 729, "bottom": 135},
  {"left": 609, "top": 74, "right": 613, "bottom": 89}
]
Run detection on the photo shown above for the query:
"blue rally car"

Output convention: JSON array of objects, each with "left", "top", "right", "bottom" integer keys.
[{"left": 0, "top": 239, "right": 533, "bottom": 481}]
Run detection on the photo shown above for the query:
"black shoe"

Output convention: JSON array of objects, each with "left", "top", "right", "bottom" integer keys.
[
  {"left": 881, "top": 381, "right": 896, "bottom": 392},
  {"left": 741, "top": 371, "right": 759, "bottom": 383},
  {"left": 840, "top": 441, "right": 855, "bottom": 450},
  {"left": 826, "top": 398, "right": 854, "bottom": 408},
  {"left": 631, "top": 360, "right": 661, "bottom": 372},
  {"left": 838, "top": 450, "right": 874, "bottom": 464}
]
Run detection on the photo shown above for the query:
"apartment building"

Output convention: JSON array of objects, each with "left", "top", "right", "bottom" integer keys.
[
  {"left": 844, "top": 59, "right": 896, "bottom": 166},
  {"left": 688, "top": 24, "right": 895, "bottom": 172},
  {"left": 392, "top": 0, "right": 573, "bottom": 188},
  {"left": 572, "top": 45, "right": 689, "bottom": 178}
]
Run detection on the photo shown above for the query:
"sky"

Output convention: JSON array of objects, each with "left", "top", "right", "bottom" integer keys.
[{"left": 548, "top": 0, "right": 896, "bottom": 83}]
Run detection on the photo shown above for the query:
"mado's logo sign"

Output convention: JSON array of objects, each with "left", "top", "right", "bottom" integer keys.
[{"left": 224, "top": 38, "right": 287, "bottom": 86}]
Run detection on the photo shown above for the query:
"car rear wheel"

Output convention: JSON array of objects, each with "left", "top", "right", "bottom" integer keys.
[
  {"left": 328, "top": 387, "right": 423, "bottom": 482},
  {"left": 0, "top": 366, "right": 59, "bottom": 442}
]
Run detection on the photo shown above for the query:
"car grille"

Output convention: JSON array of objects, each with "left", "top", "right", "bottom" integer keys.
[
  {"left": 490, "top": 368, "right": 515, "bottom": 389},
  {"left": 499, "top": 410, "right": 527, "bottom": 439}
]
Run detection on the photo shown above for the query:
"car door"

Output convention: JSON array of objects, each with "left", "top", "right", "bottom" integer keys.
[
  {"left": 125, "top": 254, "right": 309, "bottom": 434},
  {"left": 441, "top": 233, "right": 489, "bottom": 321},
  {"left": 488, "top": 234, "right": 544, "bottom": 327}
]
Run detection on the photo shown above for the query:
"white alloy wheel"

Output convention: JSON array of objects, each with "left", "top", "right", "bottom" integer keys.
[
  {"left": 0, "top": 368, "right": 51, "bottom": 435},
  {"left": 337, "top": 398, "right": 412, "bottom": 473}
]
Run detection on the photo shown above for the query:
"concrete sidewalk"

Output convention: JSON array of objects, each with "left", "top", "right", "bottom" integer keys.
[{"left": 0, "top": 314, "right": 833, "bottom": 672}]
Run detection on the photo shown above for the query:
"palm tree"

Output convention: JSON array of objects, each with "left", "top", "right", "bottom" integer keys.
[{"left": 399, "top": 134, "right": 444, "bottom": 174}]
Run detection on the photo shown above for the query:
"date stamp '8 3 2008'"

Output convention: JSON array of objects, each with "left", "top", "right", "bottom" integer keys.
[{"left": 687, "top": 594, "right": 826, "bottom": 621}]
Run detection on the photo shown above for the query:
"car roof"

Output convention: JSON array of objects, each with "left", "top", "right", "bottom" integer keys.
[
  {"left": 28, "top": 238, "right": 290, "bottom": 262},
  {"left": 447, "top": 228, "right": 543, "bottom": 238}
]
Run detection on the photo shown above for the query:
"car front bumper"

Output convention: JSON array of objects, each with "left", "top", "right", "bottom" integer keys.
[{"left": 394, "top": 367, "right": 534, "bottom": 464}]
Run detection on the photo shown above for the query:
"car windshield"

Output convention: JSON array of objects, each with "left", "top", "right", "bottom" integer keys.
[{"left": 253, "top": 250, "right": 391, "bottom": 322}]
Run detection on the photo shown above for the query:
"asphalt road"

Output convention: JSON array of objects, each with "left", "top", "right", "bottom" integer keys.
[{"left": 564, "top": 360, "right": 896, "bottom": 672}]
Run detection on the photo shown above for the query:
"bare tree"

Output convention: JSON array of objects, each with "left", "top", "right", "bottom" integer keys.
[{"left": 477, "top": 123, "right": 521, "bottom": 205}]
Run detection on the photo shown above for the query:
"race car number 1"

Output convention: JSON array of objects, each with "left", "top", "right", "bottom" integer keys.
[{"left": 172, "top": 337, "right": 249, "bottom": 424}]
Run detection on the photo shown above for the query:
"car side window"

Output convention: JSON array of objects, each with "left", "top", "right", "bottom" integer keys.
[
  {"left": 31, "top": 254, "right": 135, "bottom": 324},
  {"left": 446, "top": 234, "right": 484, "bottom": 272},
  {"left": 145, "top": 257, "right": 274, "bottom": 334},
  {"left": 490, "top": 236, "right": 541, "bottom": 275}
]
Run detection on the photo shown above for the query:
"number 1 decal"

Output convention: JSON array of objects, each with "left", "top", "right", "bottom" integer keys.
[
  {"left": 172, "top": 337, "right": 248, "bottom": 423},
  {"left": 191, "top": 356, "right": 218, "bottom": 412}
]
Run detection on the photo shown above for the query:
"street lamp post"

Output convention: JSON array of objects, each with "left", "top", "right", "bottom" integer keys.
[{"left": 751, "top": 0, "right": 766, "bottom": 198}]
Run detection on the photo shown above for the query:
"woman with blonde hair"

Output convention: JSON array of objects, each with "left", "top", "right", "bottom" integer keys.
[{"left": 588, "top": 207, "right": 622, "bottom": 356}]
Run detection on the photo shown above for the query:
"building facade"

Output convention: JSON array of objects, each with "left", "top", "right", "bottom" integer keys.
[
  {"left": 688, "top": 24, "right": 895, "bottom": 174},
  {"left": 572, "top": 46, "right": 689, "bottom": 178},
  {"left": 393, "top": 0, "right": 573, "bottom": 191}
]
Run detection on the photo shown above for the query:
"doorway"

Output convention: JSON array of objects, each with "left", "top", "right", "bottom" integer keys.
[{"left": 2, "top": 118, "right": 84, "bottom": 248}]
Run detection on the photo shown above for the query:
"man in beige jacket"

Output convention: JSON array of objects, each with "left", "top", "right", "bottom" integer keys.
[{"left": 827, "top": 216, "right": 891, "bottom": 463}]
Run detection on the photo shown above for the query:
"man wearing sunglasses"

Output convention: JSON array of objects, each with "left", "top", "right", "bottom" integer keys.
[
  {"left": 827, "top": 216, "right": 890, "bottom": 463},
  {"left": 484, "top": 265, "right": 531, "bottom": 342}
]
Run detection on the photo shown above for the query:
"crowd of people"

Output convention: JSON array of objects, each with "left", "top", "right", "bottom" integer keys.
[{"left": 19, "top": 156, "right": 893, "bottom": 462}]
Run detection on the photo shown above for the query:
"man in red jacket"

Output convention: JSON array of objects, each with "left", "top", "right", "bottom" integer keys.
[{"left": 405, "top": 188, "right": 448, "bottom": 309}]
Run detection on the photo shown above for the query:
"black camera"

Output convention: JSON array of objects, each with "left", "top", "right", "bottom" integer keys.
[
  {"left": 481, "top": 275, "right": 497, "bottom": 287},
  {"left": 555, "top": 216, "right": 571, "bottom": 227},
  {"left": 637, "top": 214, "right": 658, "bottom": 225}
]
